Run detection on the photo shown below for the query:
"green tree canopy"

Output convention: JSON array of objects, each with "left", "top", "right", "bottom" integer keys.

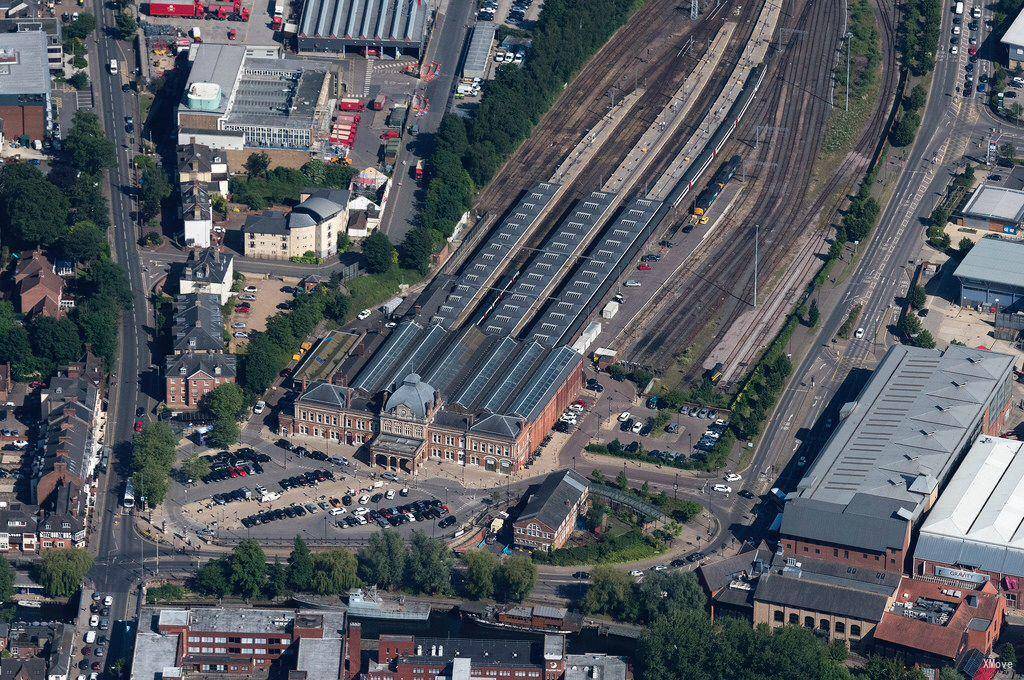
[
  {"left": 180, "top": 453, "right": 211, "bottom": 483},
  {"left": 363, "top": 231, "right": 395, "bottom": 274},
  {"left": 208, "top": 416, "right": 241, "bottom": 449},
  {"left": 58, "top": 220, "right": 108, "bottom": 262},
  {"left": 311, "top": 550, "right": 360, "bottom": 595},
  {"left": 139, "top": 165, "right": 171, "bottom": 222},
  {"left": 0, "top": 163, "right": 70, "bottom": 248},
  {"left": 65, "top": 111, "right": 116, "bottom": 174},
  {"left": 245, "top": 152, "right": 271, "bottom": 178},
  {"left": 228, "top": 539, "right": 267, "bottom": 599},
  {"left": 357, "top": 530, "right": 407, "bottom": 589},
  {"left": 462, "top": 550, "right": 498, "bottom": 600},
  {"left": 194, "top": 559, "right": 230, "bottom": 597},
  {"left": 908, "top": 284, "right": 927, "bottom": 309},
  {"left": 0, "top": 557, "right": 15, "bottom": 602},
  {"left": 288, "top": 535, "right": 315, "bottom": 591},
  {"left": 404, "top": 532, "right": 452, "bottom": 595},
  {"left": 494, "top": 555, "right": 536, "bottom": 603},
  {"left": 29, "top": 317, "right": 82, "bottom": 368},
  {"left": 204, "top": 383, "right": 246, "bottom": 421},
  {"left": 36, "top": 548, "right": 95, "bottom": 597}
]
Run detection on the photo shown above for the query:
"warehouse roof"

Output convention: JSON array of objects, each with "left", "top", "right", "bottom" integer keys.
[
  {"left": 1003, "top": 6, "right": 1024, "bottom": 47},
  {"left": 0, "top": 30, "right": 50, "bottom": 96},
  {"left": 462, "top": 22, "right": 496, "bottom": 80},
  {"left": 960, "top": 184, "right": 1024, "bottom": 223},
  {"left": 953, "top": 237, "right": 1024, "bottom": 290},
  {"left": 917, "top": 436, "right": 1024, "bottom": 578},
  {"left": 299, "top": 0, "right": 427, "bottom": 44},
  {"left": 791, "top": 345, "right": 1015, "bottom": 516}
]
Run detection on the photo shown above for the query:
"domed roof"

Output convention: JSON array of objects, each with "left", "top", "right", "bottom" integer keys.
[
  {"left": 294, "top": 196, "right": 343, "bottom": 223},
  {"left": 384, "top": 373, "right": 435, "bottom": 419}
]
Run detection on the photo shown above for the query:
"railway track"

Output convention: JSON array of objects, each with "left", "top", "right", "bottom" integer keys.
[{"left": 626, "top": 0, "right": 898, "bottom": 385}]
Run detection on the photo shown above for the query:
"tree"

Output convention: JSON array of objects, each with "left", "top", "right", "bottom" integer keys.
[
  {"left": 288, "top": 535, "right": 315, "bottom": 591},
  {"left": 890, "top": 111, "right": 921, "bottom": 147},
  {"left": 862, "top": 657, "right": 927, "bottom": 680},
  {"left": 68, "top": 71, "right": 90, "bottom": 90},
  {"left": 493, "top": 555, "right": 536, "bottom": 603},
  {"left": 139, "top": 165, "right": 171, "bottom": 221},
  {"left": 0, "top": 163, "right": 70, "bottom": 248},
  {"left": 911, "top": 328, "right": 936, "bottom": 349},
  {"left": 115, "top": 9, "right": 136, "bottom": 39},
  {"left": 81, "top": 259, "right": 133, "bottom": 308},
  {"left": 180, "top": 453, "right": 211, "bottom": 483},
  {"left": 264, "top": 559, "right": 288, "bottom": 599},
  {"left": 36, "top": 548, "right": 94, "bottom": 597},
  {"left": 208, "top": 416, "right": 241, "bottom": 448},
  {"left": 131, "top": 422, "right": 177, "bottom": 506},
  {"left": 615, "top": 469, "right": 629, "bottom": 491},
  {"left": 404, "top": 532, "right": 452, "bottom": 595},
  {"left": 311, "top": 550, "right": 360, "bottom": 595},
  {"left": 957, "top": 236, "right": 974, "bottom": 258},
  {"left": 64, "top": 12, "right": 96, "bottom": 40},
  {"left": 807, "top": 299, "right": 820, "bottom": 327},
  {"left": 29, "top": 317, "right": 82, "bottom": 368},
  {"left": 245, "top": 152, "right": 271, "bottom": 178},
  {"left": 997, "top": 641, "right": 1018, "bottom": 667},
  {"left": 0, "top": 557, "right": 15, "bottom": 603},
  {"left": 74, "top": 297, "right": 120, "bottom": 367},
  {"left": 358, "top": 530, "right": 407, "bottom": 589},
  {"left": 58, "top": 220, "right": 108, "bottom": 262},
  {"left": 905, "top": 83, "right": 928, "bottom": 111},
  {"left": 399, "top": 227, "right": 433, "bottom": 274},
  {"left": 363, "top": 231, "right": 395, "bottom": 274},
  {"left": 228, "top": 539, "right": 267, "bottom": 599},
  {"left": 205, "top": 383, "right": 246, "bottom": 421},
  {"left": 71, "top": 172, "right": 110, "bottom": 229},
  {"left": 65, "top": 110, "right": 116, "bottom": 174},
  {"left": 999, "top": 142, "right": 1017, "bottom": 164},
  {"left": 195, "top": 559, "right": 230, "bottom": 597},
  {"left": 582, "top": 566, "right": 634, "bottom": 619},
  {"left": 908, "top": 283, "right": 927, "bottom": 309},
  {"left": 462, "top": 550, "right": 498, "bottom": 599}
]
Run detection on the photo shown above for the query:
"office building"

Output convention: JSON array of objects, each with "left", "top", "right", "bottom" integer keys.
[{"left": 0, "top": 31, "right": 51, "bottom": 142}]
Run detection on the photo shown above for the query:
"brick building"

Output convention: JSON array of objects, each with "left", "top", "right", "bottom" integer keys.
[
  {"left": 130, "top": 607, "right": 351, "bottom": 679},
  {"left": 164, "top": 293, "right": 236, "bottom": 412},
  {"left": 513, "top": 469, "right": 589, "bottom": 551},
  {"left": 778, "top": 346, "right": 1016, "bottom": 572},
  {"left": 13, "top": 250, "right": 65, "bottom": 319}
]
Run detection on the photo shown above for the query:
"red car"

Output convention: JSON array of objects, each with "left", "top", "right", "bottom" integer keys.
[
  {"left": 229, "top": 469, "right": 239, "bottom": 478},
  {"left": 969, "top": 46, "right": 978, "bottom": 56},
  {"left": 134, "top": 420, "right": 144, "bottom": 433},
  {"left": 235, "top": 305, "right": 251, "bottom": 313},
  {"left": 638, "top": 263, "right": 653, "bottom": 271}
]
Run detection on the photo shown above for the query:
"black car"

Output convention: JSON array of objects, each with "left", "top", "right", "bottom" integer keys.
[
  {"left": 371, "top": 493, "right": 383, "bottom": 503},
  {"left": 670, "top": 558, "right": 687, "bottom": 568},
  {"left": 639, "top": 420, "right": 655, "bottom": 437},
  {"left": 342, "top": 495, "right": 353, "bottom": 506},
  {"left": 438, "top": 515, "right": 457, "bottom": 529},
  {"left": 295, "top": 505, "right": 307, "bottom": 516},
  {"left": 572, "top": 571, "right": 590, "bottom": 579},
  {"left": 276, "top": 438, "right": 293, "bottom": 450},
  {"left": 738, "top": 489, "right": 756, "bottom": 499}
]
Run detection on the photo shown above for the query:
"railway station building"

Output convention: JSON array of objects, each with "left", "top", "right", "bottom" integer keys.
[
  {"left": 953, "top": 236, "right": 1024, "bottom": 311},
  {"left": 777, "top": 345, "right": 1017, "bottom": 573}
]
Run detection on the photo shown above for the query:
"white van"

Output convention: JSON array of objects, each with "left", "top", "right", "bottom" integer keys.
[{"left": 108, "top": 59, "right": 118, "bottom": 74}]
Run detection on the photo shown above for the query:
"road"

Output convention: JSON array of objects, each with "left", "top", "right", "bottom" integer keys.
[
  {"left": 755, "top": 2, "right": 973, "bottom": 493},
  {"left": 85, "top": 0, "right": 175, "bottom": 632},
  {"left": 378, "top": 0, "right": 475, "bottom": 241}
]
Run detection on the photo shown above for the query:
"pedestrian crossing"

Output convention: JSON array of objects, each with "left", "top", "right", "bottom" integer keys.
[
  {"left": 362, "top": 63, "right": 372, "bottom": 96},
  {"left": 76, "top": 88, "right": 94, "bottom": 109}
]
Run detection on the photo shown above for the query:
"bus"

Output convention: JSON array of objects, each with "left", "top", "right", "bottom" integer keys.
[{"left": 123, "top": 478, "right": 135, "bottom": 510}]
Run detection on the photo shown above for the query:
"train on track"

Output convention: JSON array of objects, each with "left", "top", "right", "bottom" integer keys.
[
  {"left": 692, "top": 154, "right": 741, "bottom": 218},
  {"left": 667, "top": 63, "right": 766, "bottom": 211}
]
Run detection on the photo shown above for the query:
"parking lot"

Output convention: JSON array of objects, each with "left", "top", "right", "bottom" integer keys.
[
  {"left": 140, "top": 0, "right": 277, "bottom": 47},
  {"left": 227, "top": 277, "right": 294, "bottom": 350},
  {"left": 167, "top": 437, "right": 466, "bottom": 543}
]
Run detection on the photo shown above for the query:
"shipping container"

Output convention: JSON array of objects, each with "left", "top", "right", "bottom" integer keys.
[
  {"left": 379, "top": 296, "right": 403, "bottom": 316},
  {"left": 601, "top": 301, "right": 620, "bottom": 319}
]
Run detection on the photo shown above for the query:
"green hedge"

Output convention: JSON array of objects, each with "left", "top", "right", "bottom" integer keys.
[{"left": 532, "top": 530, "right": 664, "bottom": 566}]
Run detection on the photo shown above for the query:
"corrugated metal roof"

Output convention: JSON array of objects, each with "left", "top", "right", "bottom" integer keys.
[
  {"left": 299, "top": 0, "right": 425, "bottom": 43},
  {"left": 350, "top": 320, "right": 423, "bottom": 393},
  {"left": 462, "top": 22, "right": 495, "bottom": 80},
  {"left": 917, "top": 436, "right": 1024, "bottom": 577},
  {"left": 792, "top": 345, "right": 1015, "bottom": 517},
  {"left": 953, "top": 237, "right": 1024, "bottom": 291},
  {"left": 508, "top": 346, "right": 582, "bottom": 422}
]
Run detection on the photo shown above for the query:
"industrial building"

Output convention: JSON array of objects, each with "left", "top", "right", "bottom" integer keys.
[
  {"left": 462, "top": 22, "right": 496, "bottom": 80},
  {"left": 513, "top": 469, "right": 590, "bottom": 551},
  {"left": 296, "top": 0, "right": 429, "bottom": 57},
  {"left": 778, "top": 345, "right": 1017, "bottom": 573},
  {"left": 953, "top": 237, "right": 1024, "bottom": 311},
  {"left": 915, "top": 436, "right": 1024, "bottom": 605},
  {"left": 956, "top": 184, "right": 1024, "bottom": 234},
  {"left": 0, "top": 18, "right": 64, "bottom": 72},
  {"left": 1003, "top": 7, "right": 1024, "bottom": 68},
  {"left": 177, "top": 44, "right": 334, "bottom": 152},
  {"left": 0, "top": 30, "right": 52, "bottom": 143}
]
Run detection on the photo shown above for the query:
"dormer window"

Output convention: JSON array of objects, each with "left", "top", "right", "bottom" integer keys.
[
  {"left": 179, "top": 366, "right": 188, "bottom": 376},
  {"left": 189, "top": 338, "right": 197, "bottom": 347}
]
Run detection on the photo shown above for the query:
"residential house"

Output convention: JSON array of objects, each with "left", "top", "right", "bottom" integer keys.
[
  {"left": 164, "top": 352, "right": 237, "bottom": 412},
  {"left": 13, "top": 251, "right": 66, "bottom": 318},
  {"left": 181, "top": 180, "right": 213, "bottom": 248},
  {"left": 171, "top": 294, "right": 226, "bottom": 354},
  {"left": 179, "top": 249, "right": 234, "bottom": 305},
  {"left": 178, "top": 142, "right": 229, "bottom": 195}
]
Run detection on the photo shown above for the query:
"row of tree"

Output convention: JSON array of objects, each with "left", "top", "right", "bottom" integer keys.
[
  {"left": 398, "top": 0, "right": 642, "bottom": 273},
  {"left": 239, "top": 284, "right": 349, "bottom": 394},
  {"left": 131, "top": 423, "right": 179, "bottom": 508},
  {"left": 896, "top": 0, "right": 942, "bottom": 77},
  {"left": 890, "top": 84, "right": 927, "bottom": 148},
  {"left": 230, "top": 155, "right": 357, "bottom": 211},
  {"left": 194, "top": 532, "right": 539, "bottom": 603}
]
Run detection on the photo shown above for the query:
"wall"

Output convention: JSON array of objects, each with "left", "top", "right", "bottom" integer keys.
[
  {"left": 780, "top": 536, "right": 905, "bottom": 572},
  {"left": 753, "top": 600, "right": 879, "bottom": 647}
]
